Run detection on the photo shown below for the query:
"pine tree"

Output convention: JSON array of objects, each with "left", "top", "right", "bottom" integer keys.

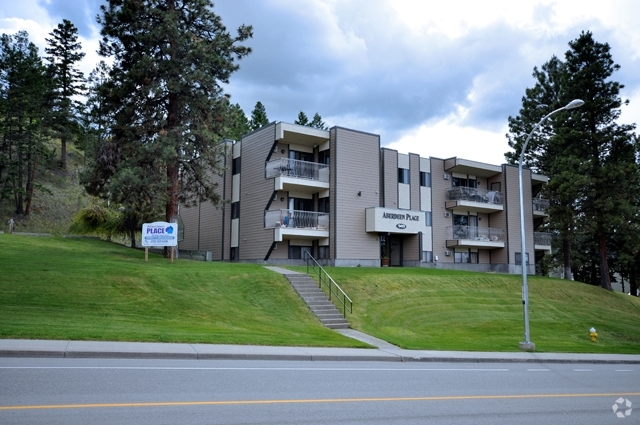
[
  {"left": 95, "top": 0, "right": 252, "bottom": 251},
  {"left": 309, "top": 112, "right": 327, "bottom": 130},
  {"left": 250, "top": 101, "right": 268, "bottom": 130},
  {"left": 294, "top": 111, "right": 309, "bottom": 126},
  {"left": 506, "top": 31, "right": 639, "bottom": 290},
  {"left": 45, "top": 19, "right": 85, "bottom": 170},
  {"left": 0, "top": 31, "right": 52, "bottom": 216}
]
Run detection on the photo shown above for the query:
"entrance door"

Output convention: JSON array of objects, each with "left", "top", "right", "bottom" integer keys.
[{"left": 389, "top": 235, "right": 403, "bottom": 266}]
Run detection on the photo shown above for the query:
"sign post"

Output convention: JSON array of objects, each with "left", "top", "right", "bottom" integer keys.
[{"left": 141, "top": 222, "right": 178, "bottom": 262}]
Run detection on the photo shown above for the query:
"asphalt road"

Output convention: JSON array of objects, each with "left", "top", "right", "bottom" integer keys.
[{"left": 1, "top": 357, "right": 638, "bottom": 425}]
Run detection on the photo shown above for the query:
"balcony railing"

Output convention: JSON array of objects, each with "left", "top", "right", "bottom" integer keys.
[
  {"left": 534, "top": 232, "right": 552, "bottom": 246},
  {"left": 533, "top": 198, "right": 550, "bottom": 213},
  {"left": 265, "top": 209, "right": 329, "bottom": 230},
  {"left": 445, "top": 187, "right": 504, "bottom": 205},
  {"left": 265, "top": 158, "right": 329, "bottom": 182},
  {"left": 446, "top": 225, "right": 504, "bottom": 242}
]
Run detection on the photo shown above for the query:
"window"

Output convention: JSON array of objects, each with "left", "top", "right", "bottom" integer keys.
[
  {"left": 454, "top": 251, "right": 478, "bottom": 263},
  {"left": 425, "top": 211, "right": 432, "bottom": 226},
  {"left": 230, "top": 247, "right": 238, "bottom": 261},
  {"left": 515, "top": 252, "right": 529, "bottom": 265},
  {"left": 231, "top": 202, "right": 240, "bottom": 219},
  {"left": 421, "top": 251, "right": 433, "bottom": 263},
  {"left": 420, "top": 172, "right": 431, "bottom": 187},
  {"left": 318, "top": 246, "right": 329, "bottom": 259},
  {"left": 398, "top": 168, "right": 409, "bottom": 184},
  {"left": 318, "top": 197, "right": 330, "bottom": 213},
  {"left": 318, "top": 150, "right": 330, "bottom": 165},
  {"left": 289, "top": 246, "right": 311, "bottom": 259},
  {"left": 232, "top": 157, "right": 240, "bottom": 174},
  {"left": 453, "top": 177, "right": 476, "bottom": 188}
]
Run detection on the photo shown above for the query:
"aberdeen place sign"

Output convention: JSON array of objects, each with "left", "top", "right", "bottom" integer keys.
[
  {"left": 365, "top": 207, "right": 426, "bottom": 234},
  {"left": 142, "top": 221, "right": 179, "bottom": 262}
]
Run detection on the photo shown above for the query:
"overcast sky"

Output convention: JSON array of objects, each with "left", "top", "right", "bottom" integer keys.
[{"left": 2, "top": 0, "right": 639, "bottom": 165}]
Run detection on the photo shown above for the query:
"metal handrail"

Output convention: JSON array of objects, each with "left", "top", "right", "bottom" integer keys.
[
  {"left": 533, "top": 198, "right": 550, "bottom": 212},
  {"left": 304, "top": 251, "right": 352, "bottom": 317},
  {"left": 446, "top": 225, "right": 505, "bottom": 242},
  {"left": 264, "top": 209, "right": 329, "bottom": 230},
  {"left": 445, "top": 187, "right": 504, "bottom": 205},
  {"left": 265, "top": 158, "right": 329, "bottom": 182},
  {"left": 534, "top": 232, "right": 552, "bottom": 246}
]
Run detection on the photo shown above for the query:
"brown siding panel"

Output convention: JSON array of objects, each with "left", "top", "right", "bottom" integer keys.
[
  {"left": 333, "top": 127, "right": 380, "bottom": 261},
  {"left": 430, "top": 158, "right": 451, "bottom": 263},
  {"left": 410, "top": 153, "right": 420, "bottom": 211},
  {"left": 381, "top": 148, "right": 398, "bottom": 208}
]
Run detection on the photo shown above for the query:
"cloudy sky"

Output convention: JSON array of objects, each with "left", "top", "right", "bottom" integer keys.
[{"left": 2, "top": 0, "right": 639, "bottom": 165}]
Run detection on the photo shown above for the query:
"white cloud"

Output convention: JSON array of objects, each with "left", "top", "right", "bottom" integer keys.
[{"left": 387, "top": 107, "right": 510, "bottom": 165}]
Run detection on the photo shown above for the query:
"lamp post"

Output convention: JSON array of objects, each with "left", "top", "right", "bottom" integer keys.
[{"left": 518, "top": 99, "right": 584, "bottom": 351}]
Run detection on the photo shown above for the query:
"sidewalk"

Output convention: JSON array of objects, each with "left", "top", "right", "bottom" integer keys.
[{"left": 1, "top": 337, "right": 639, "bottom": 364}]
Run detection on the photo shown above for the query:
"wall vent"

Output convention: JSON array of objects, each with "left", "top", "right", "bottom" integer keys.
[
  {"left": 445, "top": 250, "right": 451, "bottom": 256},
  {"left": 444, "top": 212, "right": 451, "bottom": 218},
  {"left": 443, "top": 173, "right": 450, "bottom": 180}
]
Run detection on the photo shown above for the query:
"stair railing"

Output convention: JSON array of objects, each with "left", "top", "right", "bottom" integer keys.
[{"left": 304, "top": 251, "right": 352, "bottom": 317}]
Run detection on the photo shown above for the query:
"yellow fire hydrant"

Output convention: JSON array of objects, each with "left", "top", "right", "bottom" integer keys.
[{"left": 589, "top": 327, "right": 598, "bottom": 342}]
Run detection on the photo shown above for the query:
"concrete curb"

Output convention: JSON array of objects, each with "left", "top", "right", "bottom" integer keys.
[{"left": 1, "top": 339, "right": 640, "bottom": 364}]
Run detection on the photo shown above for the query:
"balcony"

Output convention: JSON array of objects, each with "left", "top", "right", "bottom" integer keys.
[
  {"left": 445, "top": 187, "right": 504, "bottom": 213},
  {"left": 446, "top": 226, "right": 505, "bottom": 249},
  {"left": 265, "top": 209, "right": 329, "bottom": 242},
  {"left": 265, "top": 158, "right": 329, "bottom": 193},
  {"left": 534, "top": 232, "right": 552, "bottom": 252},
  {"left": 533, "top": 198, "right": 549, "bottom": 217}
]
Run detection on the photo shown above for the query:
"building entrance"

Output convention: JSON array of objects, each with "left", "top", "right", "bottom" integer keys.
[{"left": 389, "top": 235, "right": 403, "bottom": 266}]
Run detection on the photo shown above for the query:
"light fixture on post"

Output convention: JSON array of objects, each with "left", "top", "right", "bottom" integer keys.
[{"left": 517, "top": 99, "right": 584, "bottom": 352}]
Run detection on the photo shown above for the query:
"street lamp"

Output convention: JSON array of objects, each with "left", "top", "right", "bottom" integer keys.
[{"left": 518, "top": 99, "right": 584, "bottom": 351}]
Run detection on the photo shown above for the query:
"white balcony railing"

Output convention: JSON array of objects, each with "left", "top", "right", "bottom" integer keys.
[
  {"left": 265, "top": 209, "right": 329, "bottom": 230},
  {"left": 533, "top": 198, "right": 550, "bottom": 213},
  {"left": 265, "top": 158, "right": 329, "bottom": 182},
  {"left": 446, "top": 226, "right": 505, "bottom": 242},
  {"left": 445, "top": 187, "right": 504, "bottom": 205},
  {"left": 534, "top": 232, "right": 552, "bottom": 246}
]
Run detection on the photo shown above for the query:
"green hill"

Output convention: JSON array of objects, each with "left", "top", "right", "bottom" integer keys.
[{"left": 1, "top": 234, "right": 639, "bottom": 353}]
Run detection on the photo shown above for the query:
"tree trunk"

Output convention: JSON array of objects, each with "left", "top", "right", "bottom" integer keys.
[
  {"left": 130, "top": 229, "right": 136, "bottom": 248},
  {"left": 562, "top": 236, "right": 573, "bottom": 280},
  {"left": 598, "top": 231, "right": 612, "bottom": 290},
  {"left": 24, "top": 158, "right": 37, "bottom": 217},
  {"left": 631, "top": 271, "right": 638, "bottom": 297},
  {"left": 60, "top": 130, "right": 67, "bottom": 170}
]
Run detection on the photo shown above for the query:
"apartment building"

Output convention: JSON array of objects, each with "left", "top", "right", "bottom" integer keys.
[{"left": 178, "top": 122, "right": 551, "bottom": 274}]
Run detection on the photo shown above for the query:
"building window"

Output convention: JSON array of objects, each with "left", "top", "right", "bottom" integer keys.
[
  {"left": 318, "top": 197, "right": 330, "bottom": 213},
  {"left": 232, "top": 157, "right": 240, "bottom": 174},
  {"left": 421, "top": 251, "right": 433, "bottom": 263},
  {"left": 231, "top": 202, "right": 240, "bottom": 219},
  {"left": 420, "top": 171, "right": 431, "bottom": 187},
  {"left": 318, "top": 246, "right": 329, "bottom": 259},
  {"left": 289, "top": 246, "right": 311, "bottom": 260},
  {"left": 425, "top": 211, "right": 432, "bottom": 226},
  {"left": 319, "top": 150, "right": 330, "bottom": 165},
  {"left": 453, "top": 177, "right": 477, "bottom": 188},
  {"left": 398, "top": 168, "right": 409, "bottom": 184},
  {"left": 515, "top": 252, "right": 529, "bottom": 265},
  {"left": 230, "top": 247, "right": 238, "bottom": 261},
  {"left": 454, "top": 251, "right": 479, "bottom": 263}
]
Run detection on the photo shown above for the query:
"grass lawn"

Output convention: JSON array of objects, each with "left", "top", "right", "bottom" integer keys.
[
  {"left": 296, "top": 266, "right": 640, "bottom": 354},
  {"left": 0, "top": 234, "right": 367, "bottom": 348},
  {"left": 2, "top": 235, "right": 640, "bottom": 354}
]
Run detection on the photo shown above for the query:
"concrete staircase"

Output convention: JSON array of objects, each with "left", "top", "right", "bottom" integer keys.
[{"left": 284, "top": 273, "right": 350, "bottom": 329}]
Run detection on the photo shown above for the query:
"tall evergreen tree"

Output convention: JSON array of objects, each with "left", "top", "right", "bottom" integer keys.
[
  {"left": 294, "top": 111, "right": 309, "bottom": 126},
  {"left": 249, "top": 101, "right": 268, "bottom": 130},
  {"left": 506, "top": 31, "right": 639, "bottom": 290},
  {"left": 309, "top": 112, "right": 327, "bottom": 130},
  {"left": 94, "top": 0, "right": 252, "bottom": 251},
  {"left": 0, "top": 31, "right": 52, "bottom": 216},
  {"left": 45, "top": 19, "right": 85, "bottom": 170},
  {"left": 224, "top": 102, "right": 250, "bottom": 141}
]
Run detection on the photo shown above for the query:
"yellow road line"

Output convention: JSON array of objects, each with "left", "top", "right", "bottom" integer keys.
[{"left": 2, "top": 392, "right": 640, "bottom": 411}]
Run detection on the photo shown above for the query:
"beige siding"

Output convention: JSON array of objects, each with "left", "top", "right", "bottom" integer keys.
[
  {"left": 238, "top": 124, "right": 278, "bottom": 260},
  {"left": 381, "top": 148, "right": 398, "bottom": 208},
  {"left": 502, "top": 165, "right": 534, "bottom": 264},
  {"left": 332, "top": 127, "right": 380, "bottom": 261},
  {"left": 178, "top": 205, "right": 199, "bottom": 250},
  {"left": 430, "top": 158, "right": 452, "bottom": 263},
  {"left": 404, "top": 234, "right": 420, "bottom": 262},
  {"left": 410, "top": 153, "right": 420, "bottom": 211}
]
